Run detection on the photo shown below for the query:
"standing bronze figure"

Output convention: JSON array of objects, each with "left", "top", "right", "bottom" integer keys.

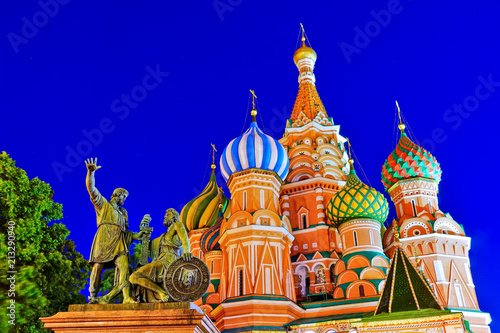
[{"left": 85, "top": 158, "right": 145, "bottom": 304}]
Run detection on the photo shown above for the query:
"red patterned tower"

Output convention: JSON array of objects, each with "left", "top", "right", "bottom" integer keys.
[{"left": 381, "top": 103, "right": 491, "bottom": 333}]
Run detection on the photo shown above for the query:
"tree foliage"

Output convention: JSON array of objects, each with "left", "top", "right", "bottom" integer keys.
[{"left": 0, "top": 152, "right": 90, "bottom": 332}]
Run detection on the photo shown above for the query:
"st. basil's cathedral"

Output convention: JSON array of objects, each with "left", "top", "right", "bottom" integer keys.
[{"left": 178, "top": 31, "right": 491, "bottom": 333}]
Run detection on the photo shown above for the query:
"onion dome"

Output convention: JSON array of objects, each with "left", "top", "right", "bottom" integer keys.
[
  {"left": 200, "top": 210, "right": 223, "bottom": 253},
  {"left": 180, "top": 165, "right": 231, "bottom": 231},
  {"left": 220, "top": 106, "right": 289, "bottom": 183},
  {"left": 381, "top": 121, "right": 442, "bottom": 190},
  {"left": 327, "top": 160, "right": 389, "bottom": 227},
  {"left": 293, "top": 37, "right": 317, "bottom": 66}
]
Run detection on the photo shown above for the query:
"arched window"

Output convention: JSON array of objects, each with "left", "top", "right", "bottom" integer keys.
[
  {"left": 301, "top": 214, "right": 307, "bottom": 229},
  {"left": 260, "top": 190, "right": 265, "bottom": 209},
  {"left": 411, "top": 199, "right": 417, "bottom": 217},
  {"left": 359, "top": 285, "right": 365, "bottom": 297},
  {"left": 353, "top": 231, "right": 358, "bottom": 246},
  {"left": 238, "top": 269, "right": 244, "bottom": 296},
  {"left": 243, "top": 191, "right": 247, "bottom": 210}
]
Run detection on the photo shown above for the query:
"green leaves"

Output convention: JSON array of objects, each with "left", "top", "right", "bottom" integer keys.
[{"left": 0, "top": 152, "right": 90, "bottom": 332}]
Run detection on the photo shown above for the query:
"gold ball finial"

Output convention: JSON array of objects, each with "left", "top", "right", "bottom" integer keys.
[
  {"left": 219, "top": 203, "right": 223, "bottom": 209},
  {"left": 348, "top": 158, "right": 354, "bottom": 165},
  {"left": 398, "top": 123, "right": 406, "bottom": 131},
  {"left": 211, "top": 163, "right": 216, "bottom": 169},
  {"left": 251, "top": 109, "right": 257, "bottom": 116}
]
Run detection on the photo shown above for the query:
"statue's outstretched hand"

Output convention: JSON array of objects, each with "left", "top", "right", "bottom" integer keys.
[
  {"left": 85, "top": 158, "right": 102, "bottom": 172},
  {"left": 181, "top": 252, "right": 193, "bottom": 262}
]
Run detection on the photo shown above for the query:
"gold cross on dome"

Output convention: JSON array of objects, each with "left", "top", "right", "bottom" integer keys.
[
  {"left": 250, "top": 89, "right": 257, "bottom": 109},
  {"left": 346, "top": 137, "right": 352, "bottom": 159},
  {"left": 211, "top": 144, "right": 217, "bottom": 164}
]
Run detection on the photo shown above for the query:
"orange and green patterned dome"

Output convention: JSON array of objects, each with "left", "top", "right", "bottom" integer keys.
[
  {"left": 327, "top": 161, "right": 389, "bottom": 227},
  {"left": 381, "top": 132, "right": 442, "bottom": 190}
]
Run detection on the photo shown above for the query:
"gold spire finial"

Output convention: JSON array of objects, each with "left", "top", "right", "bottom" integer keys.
[
  {"left": 300, "top": 23, "right": 305, "bottom": 43},
  {"left": 413, "top": 245, "right": 420, "bottom": 265},
  {"left": 250, "top": 89, "right": 257, "bottom": 121},
  {"left": 396, "top": 100, "right": 405, "bottom": 132},
  {"left": 346, "top": 137, "right": 354, "bottom": 165},
  {"left": 211, "top": 144, "right": 217, "bottom": 169},
  {"left": 392, "top": 219, "right": 400, "bottom": 244}
]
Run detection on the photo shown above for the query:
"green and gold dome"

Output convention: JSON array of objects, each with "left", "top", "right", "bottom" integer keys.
[
  {"left": 327, "top": 160, "right": 389, "bottom": 227},
  {"left": 180, "top": 164, "right": 231, "bottom": 231}
]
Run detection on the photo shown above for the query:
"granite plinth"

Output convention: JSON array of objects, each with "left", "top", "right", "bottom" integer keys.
[{"left": 40, "top": 302, "right": 219, "bottom": 333}]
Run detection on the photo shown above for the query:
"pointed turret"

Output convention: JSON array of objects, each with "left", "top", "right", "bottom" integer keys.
[
  {"left": 375, "top": 243, "right": 442, "bottom": 314},
  {"left": 290, "top": 25, "right": 331, "bottom": 127}
]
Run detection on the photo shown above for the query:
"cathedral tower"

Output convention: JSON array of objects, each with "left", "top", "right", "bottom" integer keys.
[
  {"left": 214, "top": 99, "right": 301, "bottom": 333},
  {"left": 279, "top": 29, "right": 349, "bottom": 299},
  {"left": 381, "top": 105, "right": 491, "bottom": 333}
]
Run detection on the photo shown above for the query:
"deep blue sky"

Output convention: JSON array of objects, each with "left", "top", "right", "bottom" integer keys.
[{"left": 1, "top": 0, "right": 498, "bottom": 328}]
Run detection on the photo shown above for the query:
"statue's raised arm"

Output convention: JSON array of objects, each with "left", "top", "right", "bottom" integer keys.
[{"left": 85, "top": 157, "right": 102, "bottom": 200}]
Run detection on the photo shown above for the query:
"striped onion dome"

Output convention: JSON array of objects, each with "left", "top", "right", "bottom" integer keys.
[
  {"left": 327, "top": 161, "right": 389, "bottom": 228},
  {"left": 180, "top": 167, "right": 231, "bottom": 231},
  {"left": 381, "top": 132, "right": 441, "bottom": 190},
  {"left": 200, "top": 213, "right": 223, "bottom": 253},
  {"left": 220, "top": 119, "right": 289, "bottom": 182}
]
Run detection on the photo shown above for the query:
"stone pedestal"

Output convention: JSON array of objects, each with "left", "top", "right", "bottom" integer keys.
[{"left": 40, "top": 302, "right": 219, "bottom": 333}]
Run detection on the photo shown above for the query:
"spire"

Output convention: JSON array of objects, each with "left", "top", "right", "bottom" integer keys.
[
  {"left": 290, "top": 25, "right": 330, "bottom": 127},
  {"left": 396, "top": 100, "right": 406, "bottom": 134},
  {"left": 347, "top": 137, "right": 355, "bottom": 176},
  {"left": 375, "top": 245, "right": 443, "bottom": 315},
  {"left": 211, "top": 143, "right": 217, "bottom": 170},
  {"left": 250, "top": 89, "right": 257, "bottom": 122}
]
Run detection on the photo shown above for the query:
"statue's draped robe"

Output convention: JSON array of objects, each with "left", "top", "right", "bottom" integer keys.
[{"left": 89, "top": 189, "right": 132, "bottom": 269}]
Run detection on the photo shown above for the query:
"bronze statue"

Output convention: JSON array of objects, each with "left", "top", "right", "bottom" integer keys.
[
  {"left": 129, "top": 208, "right": 193, "bottom": 302},
  {"left": 85, "top": 158, "right": 146, "bottom": 304}
]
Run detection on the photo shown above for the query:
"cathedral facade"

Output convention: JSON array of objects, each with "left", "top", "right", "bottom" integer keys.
[{"left": 179, "top": 32, "right": 491, "bottom": 333}]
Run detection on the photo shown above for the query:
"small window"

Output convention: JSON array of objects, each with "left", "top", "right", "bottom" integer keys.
[
  {"left": 301, "top": 214, "right": 307, "bottom": 229},
  {"left": 260, "top": 190, "right": 265, "bottom": 209},
  {"left": 210, "top": 260, "right": 214, "bottom": 273},
  {"left": 353, "top": 231, "right": 358, "bottom": 246},
  {"left": 428, "top": 199, "right": 433, "bottom": 213},
  {"left": 369, "top": 230, "right": 374, "bottom": 245},
  {"left": 411, "top": 199, "right": 417, "bottom": 217},
  {"left": 359, "top": 285, "right": 365, "bottom": 297},
  {"left": 243, "top": 191, "right": 247, "bottom": 210},
  {"left": 238, "top": 269, "right": 244, "bottom": 296}
]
